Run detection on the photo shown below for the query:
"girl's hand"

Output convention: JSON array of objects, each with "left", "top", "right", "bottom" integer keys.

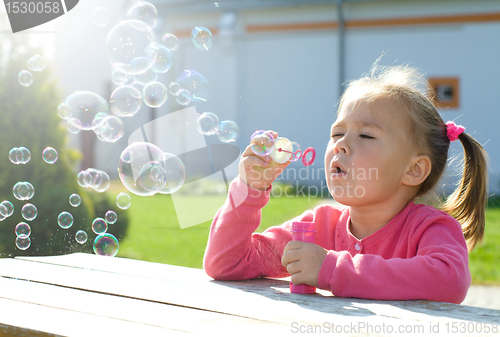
[
  {"left": 238, "top": 130, "right": 290, "bottom": 191},
  {"left": 281, "top": 241, "right": 328, "bottom": 287}
]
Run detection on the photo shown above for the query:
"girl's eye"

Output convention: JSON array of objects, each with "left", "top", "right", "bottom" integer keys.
[
  {"left": 331, "top": 134, "right": 343, "bottom": 138},
  {"left": 360, "top": 134, "right": 374, "bottom": 139}
]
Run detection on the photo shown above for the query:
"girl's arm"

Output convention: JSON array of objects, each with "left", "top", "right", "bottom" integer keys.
[
  {"left": 317, "top": 219, "right": 470, "bottom": 304},
  {"left": 203, "top": 177, "right": 303, "bottom": 280}
]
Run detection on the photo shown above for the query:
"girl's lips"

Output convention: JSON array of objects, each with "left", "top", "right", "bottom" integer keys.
[{"left": 330, "top": 163, "right": 347, "bottom": 178}]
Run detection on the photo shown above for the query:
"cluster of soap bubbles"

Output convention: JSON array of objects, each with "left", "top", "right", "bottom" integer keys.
[
  {"left": 0, "top": 200, "right": 14, "bottom": 221},
  {"left": 57, "top": 91, "right": 126, "bottom": 143},
  {"left": 77, "top": 168, "right": 111, "bottom": 193},
  {"left": 18, "top": 54, "right": 46, "bottom": 87},
  {"left": 9, "top": 147, "right": 31, "bottom": 164},
  {"left": 13, "top": 182, "right": 35, "bottom": 201},
  {"left": 4, "top": 146, "right": 123, "bottom": 257},
  {"left": 15, "top": 222, "right": 31, "bottom": 250},
  {"left": 249, "top": 130, "right": 316, "bottom": 166},
  {"left": 196, "top": 112, "right": 240, "bottom": 143},
  {"left": 117, "top": 143, "right": 185, "bottom": 196}
]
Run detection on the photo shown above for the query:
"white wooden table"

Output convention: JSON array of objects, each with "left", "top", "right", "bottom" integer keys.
[{"left": 0, "top": 253, "right": 498, "bottom": 336}]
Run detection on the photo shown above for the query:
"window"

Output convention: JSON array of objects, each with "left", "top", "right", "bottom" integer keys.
[{"left": 428, "top": 77, "right": 460, "bottom": 109}]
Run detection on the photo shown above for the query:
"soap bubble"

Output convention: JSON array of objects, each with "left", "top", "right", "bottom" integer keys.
[
  {"left": 145, "top": 42, "right": 173, "bottom": 73},
  {"left": 9, "top": 147, "right": 31, "bottom": 164},
  {"left": 175, "top": 89, "right": 191, "bottom": 106},
  {"left": 85, "top": 168, "right": 111, "bottom": 193},
  {"left": 110, "top": 85, "right": 143, "bottom": 117},
  {"left": 111, "top": 66, "right": 131, "bottom": 86},
  {"left": 132, "top": 69, "right": 158, "bottom": 85},
  {"left": 15, "top": 236, "right": 31, "bottom": 250},
  {"left": 92, "top": 217, "right": 108, "bottom": 234},
  {"left": 138, "top": 161, "right": 167, "bottom": 192},
  {"left": 18, "top": 70, "right": 33, "bottom": 87},
  {"left": 126, "top": 1, "right": 158, "bottom": 29},
  {"left": 8, "top": 148, "right": 19, "bottom": 164},
  {"left": 117, "top": 142, "right": 185, "bottom": 196},
  {"left": 191, "top": 26, "right": 213, "bottom": 51},
  {"left": 13, "top": 182, "right": 35, "bottom": 201},
  {"left": 42, "top": 147, "right": 58, "bottom": 164},
  {"left": 94, "top": 116, "right": 124, "bottom": 143},
  {"left": 168, "top": 82, "right": 181, "bottom": 95},
  {"left": 19, "top": 147, "right": 31, "bottom": 164},
  {"left": 161, "top": 33, "right": 179, "bottom": 51},
  {"left": 105, "top": 210, "right": 117, "bottom": 224},
  {"left": 116, "top": 192, "right": 131, "bottom": 210},
  {"left": 118, "top": 143, "right": 161, "bottom": 196},
  {"left": 21, "top": 203, "right": 37, "bottom": 221},
  {"left": 105, "top": 20, "right": 156, "bottom": 76},
  {"left": 270, "top": 137, "right": 294, "bottom": 163},
  {"left": 157, "top": 153, "right": 186, "bottom": 194},
  {"left": 92, "top": 7, "right": 110, "bottom": 27},
  {"left": 196, "top": 112, "right": 220, "bottom": 135},
  {"left": 67, "top": 118, "right": 82, "bottom": 134},
  {"left": 75, "top": 230, "right": 88, "bottom": 244},
  {"left": 15, "top": 222, "right": 31, "bottom": 237},
  {"left": 57, "top": 103, "right": 72, "bottom": 120},
  {"left": 177, "top": 70, "right": 209, "bottom": 102},
  {"left": 64, "top": 91, "right": 109, "bottom": 130},
  {"left": 93, "top": 233, "right": 119, "bottom": 257},
  {"left": 57, "top": 211, "right": 74, "bottom": 229},
  {"left": 0, "top": 204, "right": 7, "bottom": 219},
  {"left": 217, "top": 120, "right": 240, "bottom": 143},
  {"left": 69, "top": 194, "right": 81, "bottom": 207},
  {"left": 142, "top": 81, "right": 168, "bottom": 108},
  {"left": 250, "top": 130, "right": 275, "bottom": 156},
  {"left": 77, "top": 170, "right": 92, "bottom": 188},
  {"left": 27, "top": 54, "right": 46, "bottom": 72},
  {"left": 0, "top": 201, "right": 14, "bottom": 217}
]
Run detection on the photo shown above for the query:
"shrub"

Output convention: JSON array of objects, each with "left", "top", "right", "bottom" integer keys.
[{"left": 0, "top": 36, "right": 128, "bottom": 256}]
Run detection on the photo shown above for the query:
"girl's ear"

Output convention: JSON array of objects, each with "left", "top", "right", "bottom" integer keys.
[{"left": 402, "top": 155, "right": 432, "bottom": 186}]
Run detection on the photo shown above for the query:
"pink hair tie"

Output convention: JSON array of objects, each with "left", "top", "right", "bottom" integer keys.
[{"left": 446, "top": 121, "right": 465, "bottom": 142}]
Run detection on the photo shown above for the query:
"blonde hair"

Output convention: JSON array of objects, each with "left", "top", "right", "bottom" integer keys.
[{"left": 338, "top": 64, "right": 488, "bottom": 251}]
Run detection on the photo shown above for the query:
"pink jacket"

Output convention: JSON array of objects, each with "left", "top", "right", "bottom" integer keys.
[{"left": 204, "top": 178, "right": 471, "bottom": 304}]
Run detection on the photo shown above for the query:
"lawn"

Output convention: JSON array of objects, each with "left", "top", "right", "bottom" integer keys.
[
  {"left": 113, "top": 183, "right": 500, "bottom": 285},
  {"left": 115, "top": 186, "right": 321, "bottom": 268}
]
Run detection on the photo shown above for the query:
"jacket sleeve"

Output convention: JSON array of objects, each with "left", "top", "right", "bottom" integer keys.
[
  {"left": 204, "top": 177, "right": 310, "bottom": 280},
  {"left": 317, "top": 218, "right": 471, "bottom": 304}
]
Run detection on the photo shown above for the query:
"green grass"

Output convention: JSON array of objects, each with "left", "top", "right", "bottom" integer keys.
[
  {"left": 113, "top": 182, "right": 500, "bottom": 285},
  {"left": 468, "top": 208, "right": 500, "bottom": 285},
  {"left": 114, "top": 184, "right": 320, "bottom": 269}
]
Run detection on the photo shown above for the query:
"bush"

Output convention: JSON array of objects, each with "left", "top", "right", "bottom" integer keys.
[{"left": 0, "top": 36, "right": 128, "bottom": 257}]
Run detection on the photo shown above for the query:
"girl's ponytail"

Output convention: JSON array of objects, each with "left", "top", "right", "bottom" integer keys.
[{"left": 441, "top": 132, "right": 488, "bottom": 251}]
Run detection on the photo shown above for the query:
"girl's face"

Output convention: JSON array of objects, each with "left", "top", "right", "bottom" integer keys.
[{"left": 324, "top": 97, "right": 415, "bottom": 206}]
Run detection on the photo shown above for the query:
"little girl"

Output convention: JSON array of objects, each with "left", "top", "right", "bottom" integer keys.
[{"left": 203, "top": 65, "right": 488, "bottom": 304}]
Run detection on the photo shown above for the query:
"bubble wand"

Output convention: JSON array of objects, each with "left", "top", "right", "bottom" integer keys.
[{"left": 250, "top": 130, "right": 316, "bottom": 166}]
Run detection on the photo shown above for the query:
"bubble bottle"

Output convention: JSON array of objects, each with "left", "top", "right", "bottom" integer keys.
[{"left": 290, "top": 221, "right": 317, "bottom": 294}]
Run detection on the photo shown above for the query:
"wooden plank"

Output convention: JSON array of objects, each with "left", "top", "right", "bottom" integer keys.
[
  {"left": 0, "top": 322, "right": 64, "bottom": 337},
  {"left": 0, "top": 277, "right": 285, "bottom": 335},
  {"left": 0, "top": 297, "right": 186, "bottom": 336},
  {"left": 5, "top": 254, "right": 500, "bottom": 334}
]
